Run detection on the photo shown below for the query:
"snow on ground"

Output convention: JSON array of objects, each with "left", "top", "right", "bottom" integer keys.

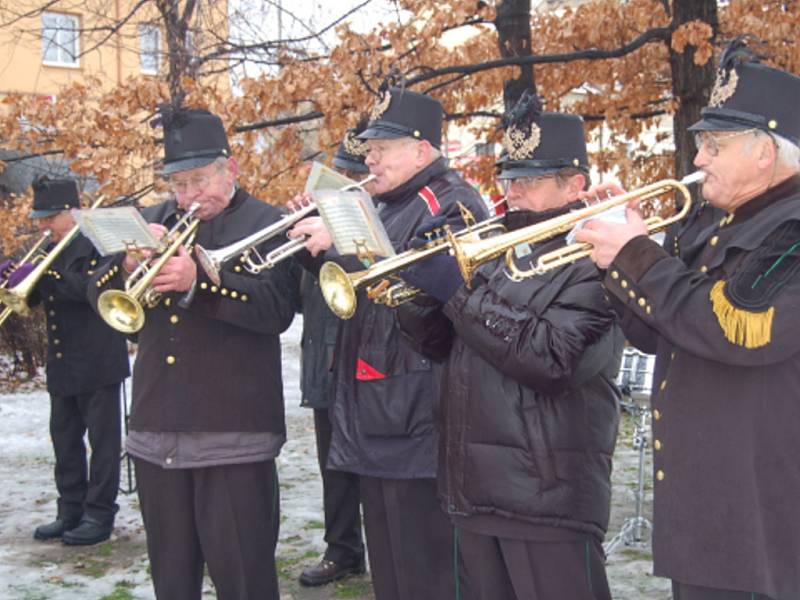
[{"left": 0, "top": 317, "right": 671, "bottom": 599}]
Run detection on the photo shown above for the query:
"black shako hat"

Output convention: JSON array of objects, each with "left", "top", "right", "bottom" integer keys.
[
  {"left": 689, "top": 38, "right": 800, "bottom": 146},
  {"left": 30, "top": 176, "right": 80, "bottom": 219},
  {"left": 333, "top": 115, "right": 370, "bottom": 174},
  {"left": 496, "top": 90, "right": 589, "bottom": 180},
  {"left": 358, "top": 87, "right": 443, "bottom": 149},
  {"left": 153, "top": 105, "right": 232, "bottom": 175}
]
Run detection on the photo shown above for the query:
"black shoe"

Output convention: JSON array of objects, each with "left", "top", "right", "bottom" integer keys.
[
  {"left": 298, "top": 558, "right": 366, "bottom": 587},
  {"left": 62, "top": 517, "right": 112, "bottom": 546},
  {"left": 33, "top": 517, "right": 81, "bottom": 541}
]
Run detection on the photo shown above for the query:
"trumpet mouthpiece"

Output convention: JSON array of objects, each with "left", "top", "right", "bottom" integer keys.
[{"left": 680, "top": 171, "right": 706, "bottom": 185}]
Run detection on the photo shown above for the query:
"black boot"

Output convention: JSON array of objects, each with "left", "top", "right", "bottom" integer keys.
[
  {"left": 62, "top": 516, "right": 113, "bottom": 546},
  {"left": 298, "top": 557, "right": 366, "bottom": 587},
  {"left": 33, "top": 517, "right": 80, "bottom": 541}
]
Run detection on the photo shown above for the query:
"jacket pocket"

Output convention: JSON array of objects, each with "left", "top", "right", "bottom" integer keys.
[{"left": 354, "top": 348, "right": 435, "bottom": 438}]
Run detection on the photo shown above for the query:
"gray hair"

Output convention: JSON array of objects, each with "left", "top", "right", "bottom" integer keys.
[{"left": 747, "top": 130, "right": 800, "bottom": 173}]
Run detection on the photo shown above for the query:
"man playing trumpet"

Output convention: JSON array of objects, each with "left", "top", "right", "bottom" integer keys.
[
  {"left": 8, "top": 176, "right": 129, "bottom": 545},
  {"left": 575, "top": 42, "right": 800, "bottom": 600},
  {"left": 397, "top": 92, "right": 622, "bottom": 600},
  {"left": 91, "top": 107, "right": 297, "bottom": 600}
]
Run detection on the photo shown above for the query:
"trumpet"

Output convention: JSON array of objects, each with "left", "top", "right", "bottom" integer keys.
[
  {"left": 319, "top": 212, "right": 506, "bottom": 319},
  {"left": 0, "top": 230, "right": 53, "bottom": 327},
  {"left": 195, "top": 175, "right": 377, "bottom": 285},
  {"left": 451, "top": 174, "right": 700, "bottom": 283},
  {"left": 0, "top": 194, "right": 108, "bottom": 319},
  {"left": 97, "top": 203, "right": 201, "bottom": 334}
]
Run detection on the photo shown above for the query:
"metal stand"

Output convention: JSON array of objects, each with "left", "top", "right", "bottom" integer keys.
[
  {"left": 119, "top": 378, "right": 136, "bottom": 494},
  {"left": 604, "top": 400, "right": 652, "bottom": 556}
]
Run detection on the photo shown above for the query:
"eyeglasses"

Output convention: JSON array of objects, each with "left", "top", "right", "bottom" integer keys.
[
  {"left": 366, "top": 139, "right": 419, "bottom": 161},
  {"left": 167, "top": 173, "right": 214, "bottom": 195},
  {"left": 693, "top": 129, "right": 756, "bottom": 157},
  {"left": 500, "top": 175, "right": 555, "bottom": 194}
]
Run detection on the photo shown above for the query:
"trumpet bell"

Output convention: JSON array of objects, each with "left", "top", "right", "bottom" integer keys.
[
  {"left": 97, "top": 289, "right": 145, "bottom": 334},
  {"left": 0, "top": 288, "right": 32, "bottom": 316},
  {"left": 195, "top": 245, "right": 222, "bottom": 286},
  {"left": 319, "top": 262, "right": 357, "bottom": 320}
]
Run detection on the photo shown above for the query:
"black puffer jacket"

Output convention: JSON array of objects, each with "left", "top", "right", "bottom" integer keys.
[
  {"left": 400, "top": 205, "right": 623, "bottom": 539},
  {"left": 327, "top": 158, "right": 488, "bottom": 479}
]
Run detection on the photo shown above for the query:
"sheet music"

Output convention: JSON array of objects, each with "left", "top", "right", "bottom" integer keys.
[
  {"left": 72, "top": 207, "right": 159, "bottom": 256},
  {"left": 313, "top": 188, "right": 395, "bottom": 259},
  {"left": 304, "top": 161, "right": 359, "bottom": 193}
]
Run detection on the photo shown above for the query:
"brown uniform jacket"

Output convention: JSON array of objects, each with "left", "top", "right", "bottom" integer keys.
[{"left": 606, "top": 175, "right": 800, "bottom": 598}]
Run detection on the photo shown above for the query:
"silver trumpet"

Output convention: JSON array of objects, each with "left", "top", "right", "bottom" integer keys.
[{"left": 195, "top": 175, "right": 376, "bottom": 285}]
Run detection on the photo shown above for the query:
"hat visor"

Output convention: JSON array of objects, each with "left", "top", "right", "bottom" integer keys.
[
  {"left": 497, "top": 165, "right": 564, "bottom": 180},
  {"left": 356, "top": 124, "right": 409, "bottom": 141},
  {"left": 332, "top": 156, "right": 369, "bottom": 173},
  {"left": 688, "top": 116, "right": 752, "bottom": 133},
  {"left": 162, "top": 155, "right": 220, "bottom": 176},
  {"left": 28, "top": 209, "right": 61, "bottom": 219}
]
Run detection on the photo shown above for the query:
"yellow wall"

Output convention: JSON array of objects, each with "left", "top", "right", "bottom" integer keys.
[{"left": 0, "top": 0, "right": 230, "bottom": 98}]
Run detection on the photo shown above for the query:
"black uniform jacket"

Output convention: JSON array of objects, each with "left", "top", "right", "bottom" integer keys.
[
  {"left": 32, "top": 235, "right": 130, "bottom": 397},
  {"left": 90, "top": 189, "right": 297, "bottom": 433},
  {"left": 295, "top": 270, "right": 338, "bottom": 410},
  {"left": 606, "top": 174, "right": 800, "bottom": 599},
  {"left": 398, "top": 205, "right": 622, "bottom": 541},
  {"left": 327, "top": 158, "right": 488, "bottom": 479}
]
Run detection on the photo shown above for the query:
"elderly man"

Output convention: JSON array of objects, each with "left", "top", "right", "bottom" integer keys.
[
  {"left": 398, "top": 93, "right": 622, "bottom": 600},
  {"left": 10, "top": 176, "right": 129, "bottom": 546},
  {"left": 576, "top": 47, "right": 800, "bottom": 600},
  {"left": 91, "top": 107, "right": 297, "bottom": 600},
  {"left": 291, "top": 87, "right": 488, "bottom": 600}
]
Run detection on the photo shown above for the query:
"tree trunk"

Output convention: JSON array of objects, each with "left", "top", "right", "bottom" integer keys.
[
  {"left": 157, "top": 0, "right": 197, "bottom": 106},
  {"left": 669, "top": 0, "right": 718, "bottom": 177},
  {"left": 495, "top": 0, "right": 535, "bottom": 111}
]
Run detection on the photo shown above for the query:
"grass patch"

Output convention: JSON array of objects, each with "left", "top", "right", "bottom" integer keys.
[
  {"left": 99, "top": 583, "right": 136, "bottom": 600},
  {"left": 304, "top": 520, "right": 325, "bottom": 530},
  {"left": 334, "top": 576, "right": 373, "bottom": 598}
]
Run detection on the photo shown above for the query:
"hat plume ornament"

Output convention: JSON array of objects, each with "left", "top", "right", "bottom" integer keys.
[{"left": 502, "top": 90, "right": 543, "bottom": 161}]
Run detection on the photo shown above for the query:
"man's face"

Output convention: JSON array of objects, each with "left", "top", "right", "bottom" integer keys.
[
  {"left": 35, "top": 210, "right": 74, "bottom": 242},
  {"left": 502, "top": 173, "right": 581, "bottom": 212},
  {"left": 167, "top": 158, "right": 236, "bottom": 220},
  {"left": 364, "top": 138, "right": 424, "bottom": 195},
  {"left": 692, "top": 129, "right": 767, "bottom": 212}
]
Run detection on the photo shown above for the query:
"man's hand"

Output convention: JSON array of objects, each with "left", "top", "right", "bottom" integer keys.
[
  {"left": 288, "top": 216, "right": 332, "bottom": 257},
  {"left": 123, "top": 223, "right": 168, "bottom": 274},
  {"left": 287, "top": 192, "right": 314, "bottom": 213},
  {"left": 0, "top": 259, "right": 17, "bottom": 282},
  {"left": 574, "top": 207, "right": 648, "bottom": 269},
  {"left": 151, "top": 245, "right": 197, "bottom": 293}
]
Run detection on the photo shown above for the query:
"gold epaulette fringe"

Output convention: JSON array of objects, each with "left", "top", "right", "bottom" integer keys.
[{"left": 709, "top": 280, "right": 774, "bottom": 349}]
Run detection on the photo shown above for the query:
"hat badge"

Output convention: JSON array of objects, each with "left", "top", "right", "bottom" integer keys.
[
  {"left": 342, "top": 130, "right": 369, "bottom": 157},
  {"left": 503, "top": 122, "right": 541, "bottom": 161},
  {"left": 709, "top": 67, "right": 739, "bottom": 108},
  {"left": 369, "top": 91, "right": 392, "bottom": 121}
]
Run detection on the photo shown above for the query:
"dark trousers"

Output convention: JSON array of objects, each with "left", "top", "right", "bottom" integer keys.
[
  {"left": 360, "top": 476, "right": 455, "bottom": 600},
  {"left": 673, "top": 581, "right": 776, "bottom": 600},
  {"left": 455, "top": 527, "right": 611, "bottom": 600},
  {"left": 314, "top": 408, "right": 364, "bottom": 565},
  {"left": 51, "top": 382, "right": 121, "bottom": 525},
  {"left": 135, "top": 458, "right": 280, "bottom": 600}
]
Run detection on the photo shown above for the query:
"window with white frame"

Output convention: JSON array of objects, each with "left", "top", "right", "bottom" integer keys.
[
  {"left": 139, "top": 24, "right": 160, "bottom": 74},
  {"left": 42, "top": 12, "right": 79, "bottom": 67}
]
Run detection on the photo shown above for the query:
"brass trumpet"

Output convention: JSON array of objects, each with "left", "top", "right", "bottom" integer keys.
[
  {"left": 195, "top": 175, "right": 377, "bottom": 285},
  {"left": 0, "top": 230, "right": 53, "bottom": 327},
  {"left": 97, "top": 203, "right": 201, "bottom": 334},
  {"left": 319, "top": 212, "right": 506, "bottom": 319},
  {"left": 0, "top": 194, "right": 107, "bottom": 319},
  {"left": 451, "top": 175, "right": 700, "bottom": 283}
]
